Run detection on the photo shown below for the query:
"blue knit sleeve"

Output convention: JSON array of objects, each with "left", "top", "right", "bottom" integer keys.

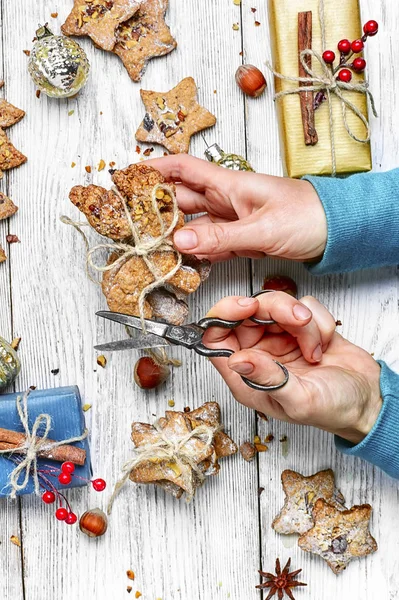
[
  {"left": 303, "top": 169, "right": 399, "bottom": 274},
  {"left": 335, "top": 361, "right": 399, "bottom": 479}
]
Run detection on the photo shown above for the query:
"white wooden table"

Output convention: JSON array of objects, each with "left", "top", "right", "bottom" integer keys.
[{"left": 1, "top": 1, "right": 398, "bottom": 598}]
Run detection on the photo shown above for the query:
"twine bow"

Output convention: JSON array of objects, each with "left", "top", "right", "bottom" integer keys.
[
  {"left": 267, "top": 0, "right": 378, "bottom": 176},
  {"left": 107, "top": 421, "right": 218, "bottom": 514},
  {"left": 0, "top": 390, "right": 88, "bottom": 499}
]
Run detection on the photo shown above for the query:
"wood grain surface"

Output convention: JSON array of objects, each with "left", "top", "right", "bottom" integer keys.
[{"left": 0, "top": 0, "right": 398, "bottom": 599}]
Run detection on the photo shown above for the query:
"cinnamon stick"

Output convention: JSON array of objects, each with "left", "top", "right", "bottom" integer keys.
[
  {"left": 0, "top": 427, "right": 86, "bottom": 466},
  {"left": 298, "top": 11, "right": 318, "bottom": 145}
]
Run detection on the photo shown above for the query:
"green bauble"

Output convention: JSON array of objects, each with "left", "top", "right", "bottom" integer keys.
[
  {"left": 204, "top": 143, "right": 255, "bottom": 172},
  {"left": 0, "top": 336, "right": 20, "bottom": 391},
  {"left": 28, "top": 25, "right": 90, "bottom": 98}
]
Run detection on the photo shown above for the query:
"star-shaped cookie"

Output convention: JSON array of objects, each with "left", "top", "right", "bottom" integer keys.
[
  {"left": 114, "top": 0, "right": 177, "bottom": 82},
  {"left": 272, "top": 469, "right": 346, "bottom": 535},
  {"left": 135, "top": 77, "right": 216, "bottom": 154},
  {"left": 61, "top": 0, "right": 139, "bottom": 51},
  {"left": 130, "top": 403, "right": 237, "bottom": 499},
  {"left": 298, "top": 499, "right": 378, "bottom": 574},
  {"left": 0, "top": 99, "right": 25, "bottom": 128},
  {"left": 0, "top": 129, "right": 27, "bottom": 180},
  {"left": 0, "top": 192, "right": 18, "bottom": 221}
]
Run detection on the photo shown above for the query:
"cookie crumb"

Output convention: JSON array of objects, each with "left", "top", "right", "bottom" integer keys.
[
  {"left": 127, "top": 570, "right": 135, "bottom": 581},
  {"left": 11, "top": 337, "right": 21, "bottom": 351},
  {"left": 51, "top": 12, "right": 58, "bottom": 18},
  {"left": 85, "top": 165, "right": 92, "bottom": 173},
  {"left": 23, "top": 49, "right": 31, "bottom": 56},
  {"left": 97, "top": 355, "right": 107, "bottom": 368},
  {"left": 36, "top": 90, "right": 41, "bottom": 98}
]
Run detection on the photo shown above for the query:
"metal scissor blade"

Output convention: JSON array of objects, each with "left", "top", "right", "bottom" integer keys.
[
  {"left": 94, "top": 335, "right": 170, "bottom": 352},
  {"left": 96, "top": 311, "right": 170, "bottom": 338}
]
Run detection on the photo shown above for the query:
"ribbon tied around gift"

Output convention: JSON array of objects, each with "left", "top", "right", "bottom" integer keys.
[{"left": 0, "top": 390, "right": 88, "bottom": 498}]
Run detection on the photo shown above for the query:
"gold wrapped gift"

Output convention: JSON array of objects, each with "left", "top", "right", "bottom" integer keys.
[{"left": 269, "top": 0, "right": 373, "bottom": 178}]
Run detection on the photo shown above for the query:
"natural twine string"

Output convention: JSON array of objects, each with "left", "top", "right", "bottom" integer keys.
[
  {"left": 0, "top": 390, "right": 88, "bottom": 499},
  {"left": 266, "top": 0, "right": 377, "bottom": 176},
  {"left": 107, "top": 421, "right": 219, "bottom": 514},
  {"left": 61, "top": 183, "right": 183, "bottom": 367}
]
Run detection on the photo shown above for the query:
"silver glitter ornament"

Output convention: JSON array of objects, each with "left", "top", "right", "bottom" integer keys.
[
  {"left": 28, "top": 25, "right": 90, "bottom": 98},
  {"left": 204, "top": 143, "right": 255, "bottom": 172},
  {"left": 0, "top": 336, "right": 20, "bottom": 391}
]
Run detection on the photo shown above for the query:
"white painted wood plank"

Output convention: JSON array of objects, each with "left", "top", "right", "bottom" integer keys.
[
  {"left": 0, "top": 1, "right": 24, "bottom": 595},
  {"left": 2, "top": 1, "right": 260, "bottom": 599},
  {"left": 243, "top": 0, "right": 399, "bottom": 597}
]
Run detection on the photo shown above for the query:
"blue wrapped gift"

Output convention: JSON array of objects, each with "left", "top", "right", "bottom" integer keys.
[{"left": 0, "top": 386, "right": 91, "bottom": 497}]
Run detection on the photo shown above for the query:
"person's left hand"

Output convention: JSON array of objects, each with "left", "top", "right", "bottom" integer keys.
[{"left": 203, "top": 293, "right": 382, "bottom": 444}]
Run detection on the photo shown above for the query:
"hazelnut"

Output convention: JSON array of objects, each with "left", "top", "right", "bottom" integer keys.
[
  {"left": 134, "top": 357, "right": 170, "bottom": 390},
  {"left": 240, "top": 441, "right": 257, "bottom": 462},
  {"left": 263, "top": 275, "right": 298, "bottom": 298},
  {"left": 235, "top": 64, "right": 267, "bottom": 98},
  {"left": 79, "top": 508, "right": 108, "bottom": 538}
]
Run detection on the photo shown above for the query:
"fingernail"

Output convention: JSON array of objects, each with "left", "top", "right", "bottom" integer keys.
[
  {"left": 230, "top": 362, "right": 254, "bottom": 375},
  {"left": 238, "top": 297, "right": 258, "bottom": 307},
  {"left": 312, "top": 344, "right": 322, "bottom": 362},
  {"left": 174, "top": 229, "right": 198, "bottom": 250},
  {"left": 293, "top": 304, "right": 312, "bottom": 321}
]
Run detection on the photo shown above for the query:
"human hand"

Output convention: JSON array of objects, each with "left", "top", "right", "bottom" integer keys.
[
  {"left": 202, "top": 293, "right": 382, "bottom": 444},
  {"left": 145, "top": 154, "right": 327, "bottom": 263}
]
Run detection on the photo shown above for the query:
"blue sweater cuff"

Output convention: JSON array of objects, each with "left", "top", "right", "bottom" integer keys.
[
  {"left": 335, "top": 361, "right": 399, "bottom": 479},
  {"left": 303, "top": 170, "right": 399, "bottom": 275}
]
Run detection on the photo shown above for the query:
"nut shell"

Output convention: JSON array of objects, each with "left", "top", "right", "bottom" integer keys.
[
  {"left": 235, "top": 64, "right": 266, "bottom": 98},
  {"left": 79, "top": 508, "right": 108, "bottom": 538}
]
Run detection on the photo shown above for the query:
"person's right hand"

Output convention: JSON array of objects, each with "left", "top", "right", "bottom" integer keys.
[{"left": 145, "top": 154, "right": 328, "bottom": 263}]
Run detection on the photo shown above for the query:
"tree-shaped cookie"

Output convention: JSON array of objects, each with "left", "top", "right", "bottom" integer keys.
[
  {"left": 114, "top": 0, "right": 177, "bottom": 82},
  {"left": 135, "top": 77, "right": 216, "bottom": 153}
]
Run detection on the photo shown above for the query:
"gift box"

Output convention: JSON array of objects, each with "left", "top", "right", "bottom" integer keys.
[
  {"left": 0, "top": 386, "right": 91, "bottom": 497},
  {"left": 269, "top": 0, "right": 372, "bottom": 178}
]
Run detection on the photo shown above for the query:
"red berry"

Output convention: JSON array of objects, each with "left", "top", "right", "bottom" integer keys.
[
  {"left": 55, "top": 507, "right": 68, "bottom": 521},
  {"left": 65, "top": 512, "right": 78, "bottom": 525},
  {"left": 322, "top": 50, "right": 335, "bottom": 64},
  {"left": 42, "top": 490, "right": 56, "bottom": 504},
  {"left": 363, "top": 20, "right": 378, "bottom": 36},
  {"left": 61, "top": 461, "right": 75, "bottom": 474},
  {"left": 337, "top": 39, "right": 351, "bottom": 54},
  {"left": 58, "top": 472, "right": 72, "bottom": 485},
  {"left": 351, "top": 39, "right": 364, "bottom": 53},
  {"left": 337, "top": 69, "right": 352, "bottom": 83},
  {"left": 352, "top": 57, "right": 367, "bottom": 72},
  {"left": 92, "top": 478, "right": 107, "bottom": 492}
]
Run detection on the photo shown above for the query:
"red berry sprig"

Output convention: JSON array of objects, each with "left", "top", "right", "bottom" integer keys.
[{"left": 315, "top": 20, "right": 378, "bottom": 109}]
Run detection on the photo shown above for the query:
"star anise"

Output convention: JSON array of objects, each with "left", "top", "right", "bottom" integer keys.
[{"left": 256, "top": 558, "right": 307, "bottom": 600}]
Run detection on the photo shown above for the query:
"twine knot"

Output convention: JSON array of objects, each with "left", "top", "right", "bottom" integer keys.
[
  {"left": 0, "top": 390, "right": 88, "bottom": 498},
  {"left": 107, "top": 421, "right": 219, "bottom": 514}
]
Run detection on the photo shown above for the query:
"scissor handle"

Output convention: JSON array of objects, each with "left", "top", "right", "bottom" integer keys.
[{"left": 249, "top": 289, "right": 278, "bottom": 326}]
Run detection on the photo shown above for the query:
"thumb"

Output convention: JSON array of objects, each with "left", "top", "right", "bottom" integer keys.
[{"left": 173, "top": 216, "right": 265, "bottom": 256}]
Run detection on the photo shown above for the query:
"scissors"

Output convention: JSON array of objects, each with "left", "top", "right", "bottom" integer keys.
[{"left": 95, "top": 290, "right": 289, "bottom": 392}]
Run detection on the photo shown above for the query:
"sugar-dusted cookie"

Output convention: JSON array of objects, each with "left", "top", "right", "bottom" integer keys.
[
  {"left": 0, "top": 192, "right": 18, "bottom": 221},
  {"left": 130, "top": 403, "right": 237, "bottom": 499},
  {"left": 298, "top": 499, "right": 378, "bottom": 574},
  {"left": 61, "top": 0, "right": 139, "bottom": 52},
  {"left": 0, "top": 245, "right": 6, "bottom": 263},
  {"left": 0, "top": 129, "right": 27, "bottom": 180},
  {"left": 272, "top": 469, "right": 346, "bottom": 535},
  {"left": 0, "top": 99, "right": 25, "bottom": 129},
  {"left": 135, "top": 77, "right": 216, "bottom": 154},
  {"left": 114, "top": 0, "right": 177, "bottom": 82}
]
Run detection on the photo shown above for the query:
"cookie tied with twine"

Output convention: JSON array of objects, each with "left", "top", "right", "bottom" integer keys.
[
  {"left": 0, "top": 390, "right": 88, "bottom": 498},
  {"left": 107, "top": 402, "right": 238, "bottom": 513},
  {"left": 62, "top": 164, "right": 210, "bottom": 363}
]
